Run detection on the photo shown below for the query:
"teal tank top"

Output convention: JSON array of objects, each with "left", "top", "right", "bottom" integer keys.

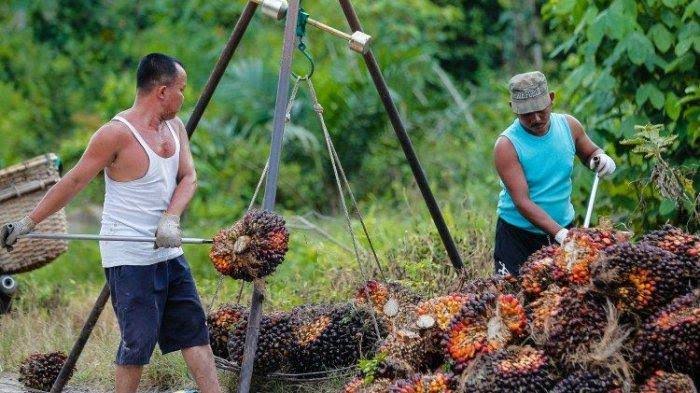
[{"left": 496, "top": 113, "right": 575, "bottom": 233}]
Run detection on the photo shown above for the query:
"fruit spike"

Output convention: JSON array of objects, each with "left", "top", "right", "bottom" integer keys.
[
  {"left": 441, "top": 293, "right": 526, "bottom": 372},
  {"left": 209, "top": 209, "right": 289, "bottom": 281},
  {"left": 633, "top": 290, "right": 699, "bottom": 375},
  {"left": 461, "top": 346, "right": 557, "bottom": 393},
  {"left": 389, "top": 372, "right": 455, "bottom": 393},
  {"left": 592, "top": 243, "right": 687, "bottom": 316},
  {"left": 206, "top": 304, "right": 247, "bottom": 359},
  {"left": 378, "top": 329, "right": 442, "bottom": 373},
  {"left": 519, "top": 245, "right": 563, "bottom": 297},
  {"left": 18, "top": 351, "right": 72, "bottom": 392},
  {"left": 638, "top": 370, "right": 697, "bottom": 393},
  {"left": 557, "top": 227, "right": 629, "bottom": 285},
  {"left": 641, "top": 224, "right": 700, "bottom": 280},
  {"left": 227, "top": 311, "right": 292, "bottom": 374}
]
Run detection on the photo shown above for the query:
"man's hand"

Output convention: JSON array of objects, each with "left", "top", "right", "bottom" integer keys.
[
  {"left": 155, "top": 213, "right": 182, "bottom": 248},
  {"left": 554, "top": 228, "right": 569, "bottom": 245},
  {"left": 590, "top": 151, "right": 616, "bottom": 177},
  {"left": 1, "top": 216, "right": 36, "bottom": 252}
]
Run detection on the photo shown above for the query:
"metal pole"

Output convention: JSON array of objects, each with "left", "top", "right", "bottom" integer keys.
[
  {"left": 337, "top": 0, "right": 464, "bottom": 270},
  {"left": 186, "top": 1, "right": 259, "bottom": 137},
  {"left": 22, "top": 233, "right": 213, "bottom": 244},
  {"left": 237, "top": 1, "right": 299, "bottom": 392},
  {"left": 50, "top": 284, "right": 110, "bottom": 393}
]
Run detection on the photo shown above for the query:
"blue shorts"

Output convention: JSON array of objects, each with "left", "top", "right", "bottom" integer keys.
[{"left": 105, "top": 254, "right": 209, "bottom": 365}]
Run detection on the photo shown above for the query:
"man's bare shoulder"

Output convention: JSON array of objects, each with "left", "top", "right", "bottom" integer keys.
[
  {"left": 563, "top": 114, "right": 585, "bottom": 137},
  {"left": 171, "top": 116, "right": 188, "bottom": 137},
  {"left": 494, "top": 135, "right": 516, "bottom": 156},
  {"left": 90, "top": 120, "right": 130, "bottom": 146}
]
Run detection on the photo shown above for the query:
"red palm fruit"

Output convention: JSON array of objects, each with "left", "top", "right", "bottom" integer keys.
[
  {"left": 592, "top": 243, "right": 687, "bottom": 316},
  {"left": 641, "top": 225, "right": 700, "bottom": 281},
  {"left": 355, "top": 280, "right": 422, "bottom": 333},
  {"left": 555, "top": 227, "right": 630, "bottom": 286},
  {"left": 460, "top": 274, "right": 520, "bottom": 297},
  {"left": 639, "top": 370, "right": 697, "bottom": 393},
  {"left": 633, "top": 290, "right": 699, "bottom": 375},
  {"left": 462, "top": 346, "right": 558, "bottom": 393},
  {"left": 378, "top": 328, "right": 442, "bottom": 373},
  {"left": 355, "top": 280, "right": 390, "bottom": 313},
  {"left": 209, "top": 209, "right": 289, "bottom": 281},
  {"left": 520, "top": 245, "right": 563, "bottom": 297},
  {"left": 416, "top": 293, "right": 472, "bottom": 331},
  {"left": 206, "top": 304, "right": 247, "bottom": 358},
  {"left": 551, "top": 369, "right": 622, "bottom": 393},
  {"left": 389, "top": 372, "right": 456, "bottom": 393},
  {"left": 527, "top": 285, "right": 564, "bottom": 334},
  {"left": 441, "top": 293, "right": 526, "bottom": 372},
  {"left": 18, "top": 351, "right": 72, "bottom": 392},
  {"left": 227, "top": 311, "right": 292, "bottom": 374}
]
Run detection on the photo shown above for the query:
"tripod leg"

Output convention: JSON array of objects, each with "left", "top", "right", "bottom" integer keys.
[
  {"left": 50, "top": 283, "right": 110, "bottom": 393},
  {"left": 337, "top": 0, "right": 464, "bottom": 271}
]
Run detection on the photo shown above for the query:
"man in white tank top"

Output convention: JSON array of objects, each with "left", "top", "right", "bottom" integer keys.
[{"left": 1, "top": 54, "right": 221, "bottom": 393}]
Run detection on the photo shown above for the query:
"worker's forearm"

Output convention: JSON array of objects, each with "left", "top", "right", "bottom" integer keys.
[
  {"left": 166, "top": 175, "right": 197, "bottom": 216},
  {"left": 28, "top": 176, "right": 88, "bottom": 224},
  {"left": 514, "top": 199, "right": 562, "bottom": 236}
]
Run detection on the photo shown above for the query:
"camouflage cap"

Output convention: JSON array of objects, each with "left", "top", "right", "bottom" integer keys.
[{"left": 508, "top": 71, "right": 551, "bottom": 114}]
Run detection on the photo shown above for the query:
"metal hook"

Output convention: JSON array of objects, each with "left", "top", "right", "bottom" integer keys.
[{"left": 291, "top": 8, "right": 315, "bottom": 79}]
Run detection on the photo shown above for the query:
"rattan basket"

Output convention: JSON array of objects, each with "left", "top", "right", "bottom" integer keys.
[{"left": 0, "top": 154, "right": 68, "bottom": 274}]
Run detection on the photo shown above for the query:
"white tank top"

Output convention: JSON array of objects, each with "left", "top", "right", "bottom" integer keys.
[{"left": 99, "top": 115, "right": 184, "bottom": 267}]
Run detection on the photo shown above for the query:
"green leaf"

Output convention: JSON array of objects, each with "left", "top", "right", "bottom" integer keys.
[
  {"left": 665, "top": 93, "right": 681, "bottom": 120},
  {"left": 648, "top": 85, "right": 665, "bottom": 109},
  {"left": 662, "top": 0, "right": 683, "bottom": 7},
  {"left": 648, "top": 23, "right": 673, "bottom": 52},
  {"left": 675, "top": 37, "right": 694, "bottom": 56},
  {"left": 626, "top": 31, "right": 655, "bottom": 65},
  {"left": 659, "top": 199, "right": 676, "bottom": 215},
  {"left": 635, "top": 84, "right": 651, "bottom": 106}
]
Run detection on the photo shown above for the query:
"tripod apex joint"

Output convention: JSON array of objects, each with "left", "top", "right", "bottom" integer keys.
[{"left": 251, "top": 0, "right": 372, "bottom": 54}]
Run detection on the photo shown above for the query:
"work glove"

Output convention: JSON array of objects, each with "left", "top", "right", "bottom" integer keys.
[
  {"left": 155, "top": 213, "right": 182, "bottom": 248},
  {"left": 554, "top": 228, "right": 569, "bottom": 245},
  {"left": 1, "top": 216, "right": 36, "bottom": 252},
  {"left": 589, "top": 151, "right": 616, "bottom": 177}
]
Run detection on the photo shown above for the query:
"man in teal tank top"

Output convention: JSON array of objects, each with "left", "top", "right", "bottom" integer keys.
[{"left": 493, "top": 71, "right": 616, "bottom": 275}]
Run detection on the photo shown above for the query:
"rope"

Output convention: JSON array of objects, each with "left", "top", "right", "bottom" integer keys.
[{"left": 304, "top": 77, "right": 383, "bottom": 340}]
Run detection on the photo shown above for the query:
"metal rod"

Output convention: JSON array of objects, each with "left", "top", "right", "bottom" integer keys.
[
  {"left": 21, "top": 233, "right": 213, "bottom": 244},
  {"left": 186, "top": 1, "right": 259, "bottom": 137},
  {"left": 50, "top": 283, "right": 111, "bottom": 393},
  {"left": 584, "top": 175, "right": 600, "bottom": 228},
  {"left": 337, "top": 0, "right": 464, "bottom": 271},
  {"left": 250, "top": 0, "right": 352, "bottom": 41},
  {"left": 238, "top": 0, "right": 299, "bottom": 391}
]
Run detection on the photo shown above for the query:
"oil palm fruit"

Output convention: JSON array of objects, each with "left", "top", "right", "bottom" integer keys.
[
  {"left": 520, "top": 245, "right": 564, "bottom": 297},
  {"left": 592, "top": 243, "right": 687, "bottom": 316},
  {"left": 461, "top": 274, "right": 520, "bottom": 297},
  {"left": 641, "top": 225, "right": 700, "bottom": 281},
  {"left": 461, "top": 346, "right": 557, "bottom": 393},
  {"left": 416, "top": 293, "right": 472, "bottom": 331},
  {"left": 377, "top": 329, "right": 442, "bottom": 373},
  {"left": 389, "top": 372, "right": 455, "bottom": 393},
  {"left": 18, "top": 351, "right": 71, "bottom": 392},
  {"left": 207, "top": 304, "right": 247, "bottom": 359},
  {"left": 551, "top": 369, "right": 622, "bottom": 393},
  {"left": 343, "top": 377, "right": 393, "bottom": 393},
  {"left": 441, "top": 293, "right": 527, "bottom": 372},
  {"left": 209, "top": 209, "right": 289, "bottom": 281},
  {"left": 289, "top": 303, "right": 382, "bottom": 372},
  {"left": 227, "top": 311, "right": 292, "bottom": 374},
  {"left": 632, "top": 290, "right": 699, "bottom": 375},
  {"left": 638, "top": 370, "right": 697, "bottom": 393},
  {"left": 556, "top": 227, "right": 630, "bottom": 286},
  {"left": 355, "top": 280, "right": 422, "bottom": 332}
]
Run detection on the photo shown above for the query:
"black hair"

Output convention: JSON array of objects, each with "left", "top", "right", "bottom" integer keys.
[{"left": 136, "top": 53, "right": 184, "bottom": 93}]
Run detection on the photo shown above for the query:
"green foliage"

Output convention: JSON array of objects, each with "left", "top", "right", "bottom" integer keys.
[{"left": 544, "top": 0, "right": 700, "bottom": 231}]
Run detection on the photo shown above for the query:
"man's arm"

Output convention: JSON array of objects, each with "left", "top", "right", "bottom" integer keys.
[
  {"left": 165, "top": 118, "right": 197, "bottom": 216},
  {"left": 566, "top": 114, "right": 616, "bottom": 177},
  {"left": 494, "top": 137, "right": 563, "bottom": 237},
  {"left": 28, "top": 123, "right": 123, "bottom": 224}
]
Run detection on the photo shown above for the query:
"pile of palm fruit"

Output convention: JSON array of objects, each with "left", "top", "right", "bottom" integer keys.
[{"left": 341, "top": 224, "right": 699, "bottom": 392}]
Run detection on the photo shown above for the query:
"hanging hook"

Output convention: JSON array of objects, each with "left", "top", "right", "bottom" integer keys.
[{"left": 291, "top": 7, "right": 314, "bottom": 79}]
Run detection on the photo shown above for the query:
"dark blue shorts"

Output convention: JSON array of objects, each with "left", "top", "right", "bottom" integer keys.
[{"left": 105, "top": 254, "right": 209, "bottom": 365}]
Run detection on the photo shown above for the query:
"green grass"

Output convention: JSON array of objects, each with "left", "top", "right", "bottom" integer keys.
[{"left": 0, "top": 197, "right": 495, "bottom": 392}]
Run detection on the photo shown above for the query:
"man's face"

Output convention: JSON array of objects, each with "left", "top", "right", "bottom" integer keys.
[
  {"left": 161, "top": 65, "right": 187, "bottom": 120},
  {"left": 515, "top": 92, "right": 555, "bottom": 135}
]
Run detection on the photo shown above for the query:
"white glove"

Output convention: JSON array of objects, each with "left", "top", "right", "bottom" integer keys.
[
  {"left": 1, "top": 216, "right": 36, "bottom": 252},
  {"left": 554, "top": 228, "right": 569, "bottom": 245},
  {"left": 155, "top": 213, "right": 182, "bottom": 248},
  {"left": 589, "top": 151, "right": 616, "bottom": 177}
]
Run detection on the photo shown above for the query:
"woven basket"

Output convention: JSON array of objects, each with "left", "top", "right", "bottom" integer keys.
[{"left": 0, "top": 154, "right": 68, "bottom": 274}]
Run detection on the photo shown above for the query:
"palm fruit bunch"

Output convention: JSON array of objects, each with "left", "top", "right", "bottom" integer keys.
[
  {"left": 551, "top": 369, "right": 623, "bottom": 393},
  {"left": 209, "top": 209, "right": 289, "bottom": 281},
  {"left": 416, "top": 293, "right": 472, "bottom": 331},
  {"left": 461, "top": 346, "right": 557, "bottom": 393},
  {"left": 441, "top": 293, "right": 527, "bottom": 372},
  {"left": 355, "top": 280, "right": 422, "bottom": 331},
  {"left": 527, "top": 285, "right": 564, "bottom": 335},
  {"left": 344, "top": 377, "right": 393, "bottom": 393},
  {"left": 632, "top": 290, "right": 699, "bottom": 375},
  {"left": 377, "top": 329, "right": 442, "bottom": 373},
  {"left": 641, "top": 225, "right": 700, "bottom": 280},
  {"left": 531, "top": 287, "right": 608, "bottom": 363},
  {"left": 207, "top": 304, "right": 247, "bottom": 358},
  {"left": 519, "top": 245, "right": 564, "bottom": 298},
  {"left": 638, "top": 370, "right": 697, "bottom": 393},
  {"left": 289, "top": 303, "right": 381, "bottom": 372},
  {"left": 555, "top": 227, "right": 630, "bottom": 286},
  {"left": 227, "top": 311, "right": 292, "bottom": 374},
  {"left": 389, "top": 372, "right": 456, "bottom": 393},
  {"left": 592, "top": 243, "right": 687, "bottom": 316},
  {"left": 18, "top": 351, "right": 71, "bottom": 391},
  {"left": 460, "top": 274, "right": 520, "bottom": 297}
]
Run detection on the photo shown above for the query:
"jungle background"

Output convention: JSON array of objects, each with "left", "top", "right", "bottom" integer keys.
[{"left": 0, "top": 0, "right": 698, "bottom": 391}]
